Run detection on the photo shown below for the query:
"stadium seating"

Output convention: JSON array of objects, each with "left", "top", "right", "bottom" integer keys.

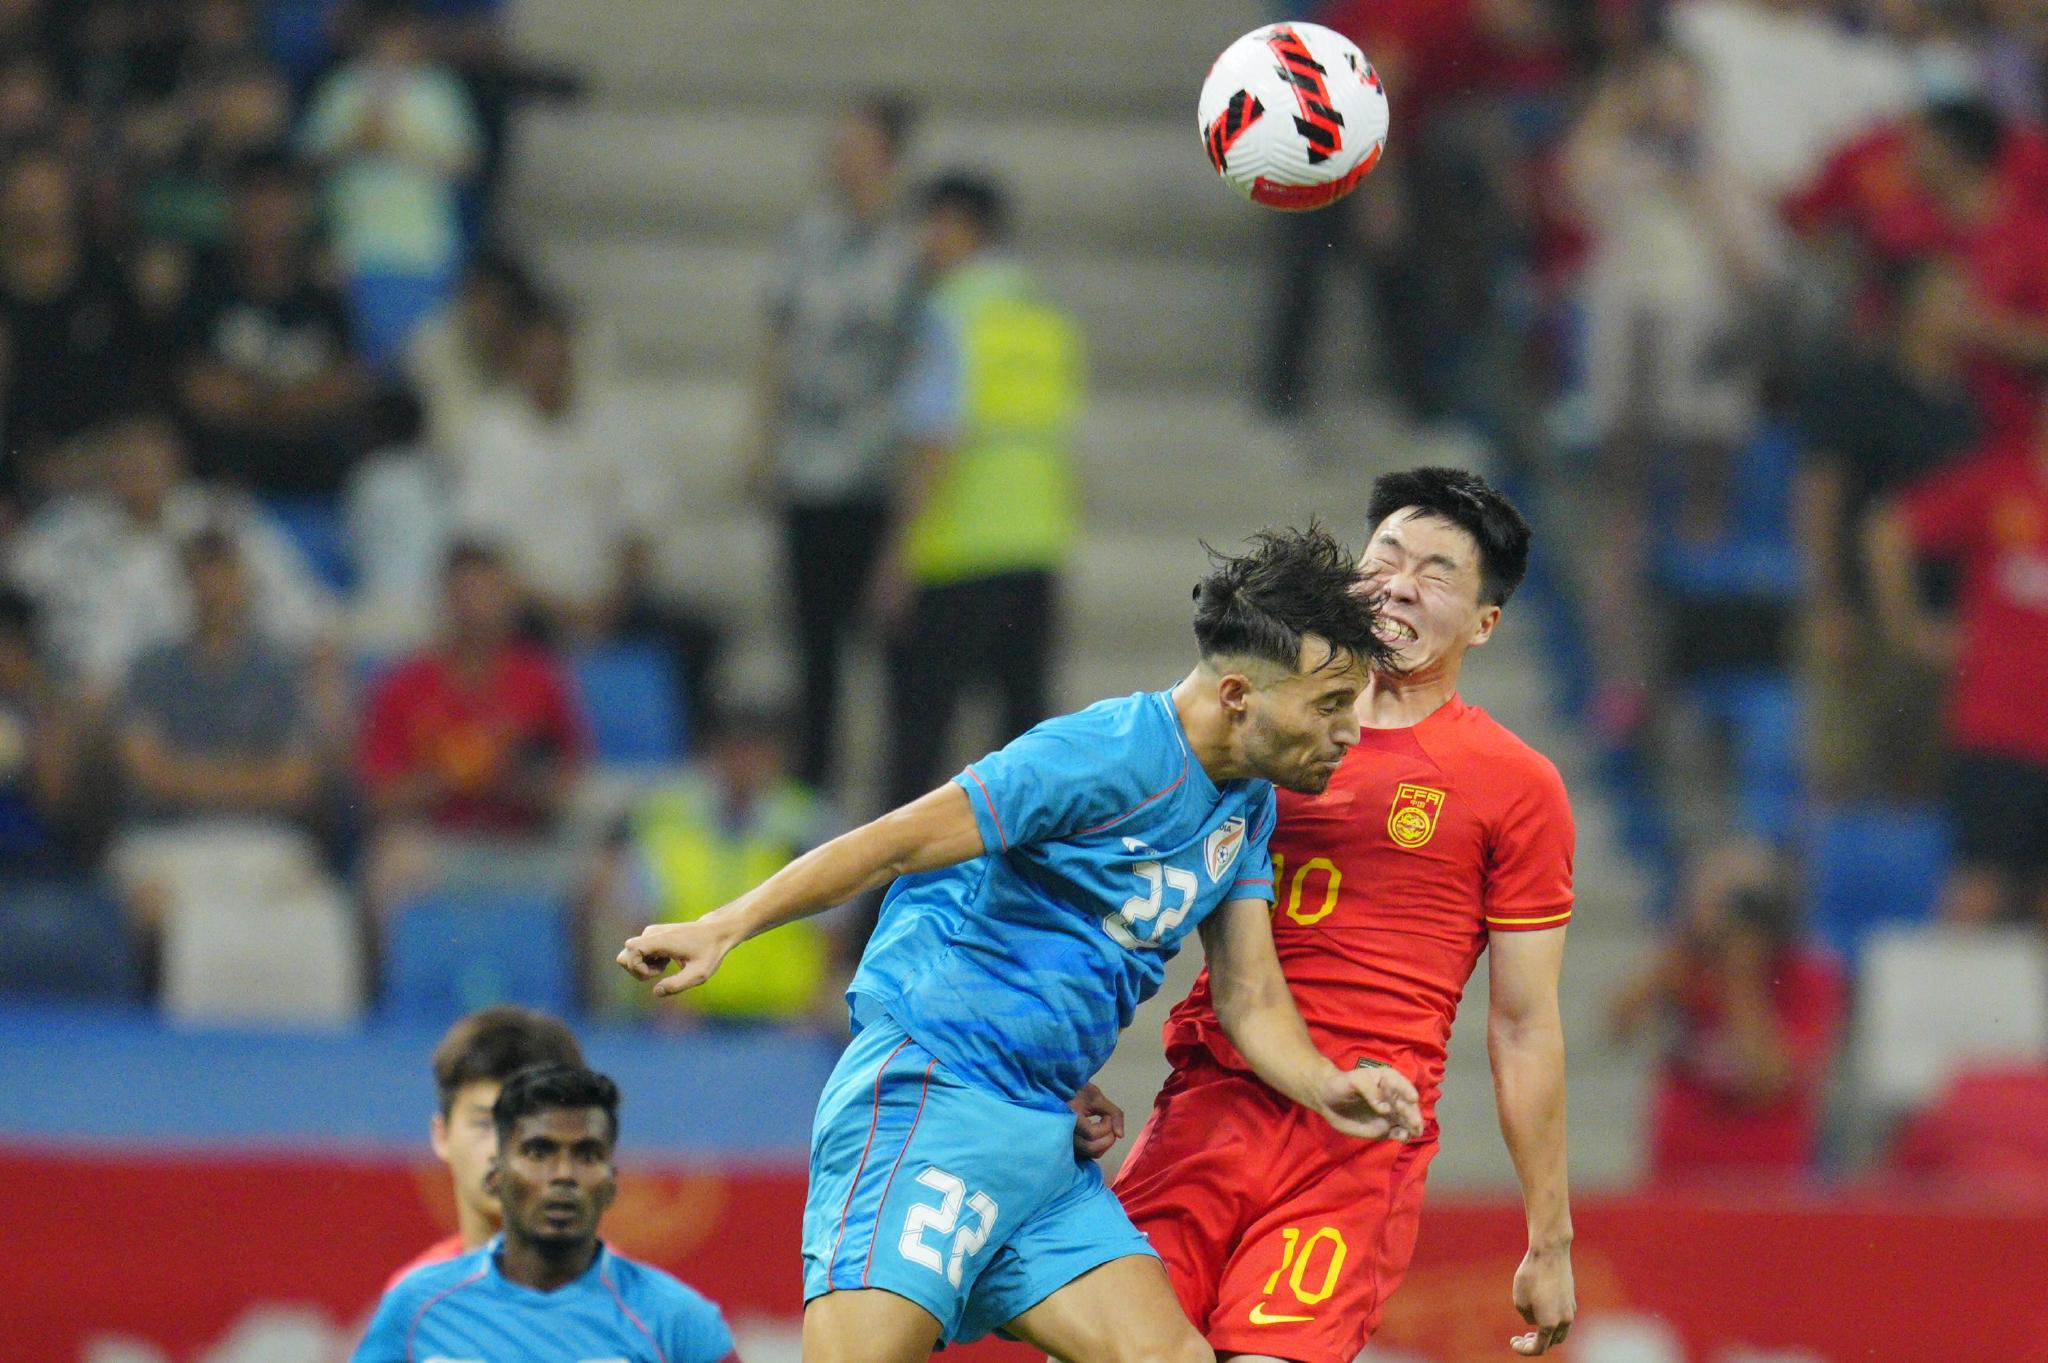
[
  {"left": 1854, "top": 925, "right": 2048, "bottom": 1109},
  {"left": 0, "top": 879, "right": 137, "bottom": 1002},
  {"left": 570, "top": 642, "right": 689, "bottom": 766},
  {"left": 1805, "top": 804, "right": 1950, "bottom": 964},
  {"left": 161, "top": 883, "right": 364, "bottom": 1027},
  {"left": 1889, "top": 1063, "right": 2048, "bottom": 1195},
  {"left": 383, "top": 890, "right": 576, "bottom": 1022}
]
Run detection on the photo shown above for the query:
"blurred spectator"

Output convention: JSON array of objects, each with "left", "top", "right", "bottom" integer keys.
[
  {"left": 874, "top": 172, "right": 1082, "bottom": 808},
  {"left": 358, "top": 540, "right": 588, "bottom": 922},
  {"left": 590, "top": 707, "right": 842, "bottom": 1023},
  {"left": 1561, "top": 43, "right": 1778, "bottom": 742},
  {"left": 403, "top": 247, "right": 535, "bottom": 459},
  {"left": 1610, "top": 841, "right": 1847, "bottom": 1182},
  {"left": 109, "top": 526, "right": 331, "bottom": 969},
  {"left": 7, "top": 409, "right": 337, "bottom": 698},
  {"left": 345, "top": 384, "right": 448, "bottom": 648},
  {"left": 175, "top": 153, "right": 373, "bottom": 498},
  {"left": 451, "top": 301, "right": 719, "bottom": 727},
  {"left": 130, "top": 55, "right": 292, "bottom": 250},
  {"left": 1906, "top": 97, "right": 2048, "bottom": 445},
  {"left": 748, "top": 93, "right": 919, "bottom": 792},
  {"left": 1865, "top": 398, "right": 2048, "bottom": 925},
  {"left": 0, "top": 147, "right": 138, "bottom": 506},
  {"left": 0, "top": 587, "right": 78, "bottom": 875},
  {"left": 300, "top": 0, "right": 481, "bottom": 369},
  {"left": 1793, "top": 260, "right": 1978, "bottom": 802}
]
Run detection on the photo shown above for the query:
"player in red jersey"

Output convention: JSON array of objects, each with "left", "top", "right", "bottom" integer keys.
[
  {"left": 383, "top": 1005, "right": 586, "bottom": 1288},
  {"left": 1115, "top": 467, "right": 1576, "bottom": 1359}
]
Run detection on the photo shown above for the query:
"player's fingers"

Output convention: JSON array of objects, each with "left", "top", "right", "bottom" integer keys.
[
  {"left": 652, "top": 961, "right": 707, "bottom": 997},
  {"left": 1551, "top": 1321, "right": 1571, "bottom": 1349},
  {"left": 1511, "top": 1331, "right": 1541, "bottom": 1356}
]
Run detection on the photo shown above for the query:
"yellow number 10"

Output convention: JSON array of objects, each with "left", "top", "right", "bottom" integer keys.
[
  {"left": 1270, "top": 855, "right": 1343, "bottom": 926},
  {"left": 1260, "top": 1225, "right": 1350, "bottom": 1305}
]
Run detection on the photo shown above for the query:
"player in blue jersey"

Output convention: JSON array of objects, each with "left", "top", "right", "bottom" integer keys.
[
  {"left": 620, "top": 527, "right": 1426, "bottom": 1363},
  {"left": 353, "top": 1064, "right": 737, "bottom": 1363}
]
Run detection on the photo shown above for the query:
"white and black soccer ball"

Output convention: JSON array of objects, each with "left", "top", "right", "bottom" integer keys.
[{"left": 1198, "top": 22, "right": 1390, "bottom": 211}]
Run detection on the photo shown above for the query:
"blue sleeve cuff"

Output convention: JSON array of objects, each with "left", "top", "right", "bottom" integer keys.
[{"left": 953, "top": 767, "right": 1009, "bottom": 854}]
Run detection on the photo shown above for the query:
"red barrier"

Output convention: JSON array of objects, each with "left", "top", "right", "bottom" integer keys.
[{"left": 4, "top": 1146, "right": 2042, "bottom": 1362}]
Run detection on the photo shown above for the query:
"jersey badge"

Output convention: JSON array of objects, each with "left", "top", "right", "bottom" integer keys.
[
  {"left": 1204, "top": 815, "right": 1247, "bottom": 882},
  {"left": 1387, "top": 783, "right": 1446, "bottom": 849}
]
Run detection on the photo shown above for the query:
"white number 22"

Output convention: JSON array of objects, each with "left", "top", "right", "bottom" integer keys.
[{"left": 899, "top": 1167, "right": 1000, "bottom": 1286}]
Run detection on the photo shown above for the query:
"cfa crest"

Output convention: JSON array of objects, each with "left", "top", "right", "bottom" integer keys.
[
  {"left": 1205, "top": 815, "right": 1247, "bottom": 882},
  {"left": 1387, "top": 784, "right": 1446, "bottom": 849}
]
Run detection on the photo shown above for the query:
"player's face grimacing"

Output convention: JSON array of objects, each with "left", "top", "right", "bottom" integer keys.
[
  {"left": 1358, "top": 509, "right": 1499, "bottom": 678},
  {"left": 1243, "top": 636, "right": 1368, "bottom": 794},
  {"left": 431, "top": 1080, "right": 505, "bottom": 1225},
  {"left": 490, "top": 1107, "right": 619, "bottom": 1251}
]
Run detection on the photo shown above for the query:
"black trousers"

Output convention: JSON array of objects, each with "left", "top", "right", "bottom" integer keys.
[
  {"left": 784, "top": 501, "right": 891, "bottom": 791},
  {"left": 885, "top": 569, "right": 1058, "bottom": 810}
]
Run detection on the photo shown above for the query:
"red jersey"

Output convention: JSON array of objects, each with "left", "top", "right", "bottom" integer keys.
[
  {"left": 1162, "top": 695, "right": 1573, "bottom": 1118},
  {"left": 382, "top": 1232, "right": 466, "bottom": 1292},
  {"left": 1898, "top": 443, "right": 2048, "bottom": 764},
  {"left": 1649, "top": 947, "right": 1843, "bottom": 1182},
  {"left": 359, "top": 643, "right": 589, "bottom": 834}
]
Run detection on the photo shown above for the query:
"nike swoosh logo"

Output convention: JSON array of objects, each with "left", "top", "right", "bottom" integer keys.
[{"left": 1248, "top": 1304, "right": 1315, "bottom": 1325}]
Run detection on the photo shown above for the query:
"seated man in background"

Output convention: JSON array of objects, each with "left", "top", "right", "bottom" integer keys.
[
  {"left": 1609, "top": 842, "right": 1845, "bottom": 1184},
  {"left": 386, "top": 1004, "right": 586, "bottom": 1286},
  {"left": 355, "top": 1064, "right": 739, "bottom": 1363},
  {"left": 110, "top": 528, "right": 344, "bottom": 995},
  {"left": 0, "top": 589, "right": 78, "bottom": 879},
  {"left": 358, "top": 539, "right": 589, "bottom": 925},
  {"left": 590, "top": 707, "right": 842, "bottom": 1023}
]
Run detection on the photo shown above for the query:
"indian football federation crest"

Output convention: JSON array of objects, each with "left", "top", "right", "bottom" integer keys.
[
  {"left": 1205, "top": 815, "right": 1247, "bottom": 882},
  {"left": 1387, "top": 784, "right": 1446, "bottom": 850}
]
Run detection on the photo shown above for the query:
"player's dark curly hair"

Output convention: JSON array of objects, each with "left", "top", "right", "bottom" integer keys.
[
  {"left": 1365, "top": 467, "right": 1532, "bottom": 607},
  {"left": 494, "top": 1064, "right": 622, "bottom": 1146},
  {"left": 1192, "top": 524, "right": 1391, "bottom": 675},
  {"left": 433, "top": 1007, "right": 584, "bottom": 1116}
]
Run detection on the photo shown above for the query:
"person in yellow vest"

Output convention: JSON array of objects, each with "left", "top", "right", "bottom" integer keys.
[
  {"left": 869, "top": 171, "right": 1085, "bottom": 809},
  {"left": 595, "top": 708, "right": 841, "bottom": 1022}
]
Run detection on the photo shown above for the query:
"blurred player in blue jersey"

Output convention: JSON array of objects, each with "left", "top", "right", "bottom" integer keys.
[
  {"left": 620, "top": 526, "right": 1426, "bottom": 1363},
  {"left": 354, "top": 1065, "right": 737, "bottom": 1363}
]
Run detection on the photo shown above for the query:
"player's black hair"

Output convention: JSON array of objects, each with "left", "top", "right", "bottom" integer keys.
[
  {"left": 432, "top": 1006, "right": 585, "bottom": 1116},
  {"left": 852, "top": 90, "right": 919, "bottom": 160},
  {"left": 1364, "top": 467, "right": 1532, "bottom": 608},
  {"left": 493, "top": 1063, "right": 621, "bottom": 1147},
  {"left": 1192, "top": 524, "right": 1391, "bottom": 675},
  {"left": 1921, "top": 96, "right": 2006, "bottom": 170},
  {"left": 921, "top": 170, "right": 1009, "bottom": 243}
]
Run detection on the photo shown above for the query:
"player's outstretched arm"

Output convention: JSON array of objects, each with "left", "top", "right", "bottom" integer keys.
[
  {"left": 1199, "top": 897, "right": 1423, "bottom": 1140},
  {"left": 619, "top": 783, "right": 985, "bottom": 998},
  {"left": 1488, "top": 926, "right": 1575, "bottom": 1356}
]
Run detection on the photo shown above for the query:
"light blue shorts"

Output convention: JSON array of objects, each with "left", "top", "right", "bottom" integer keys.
[{"left": 800, "top": 1010, "right": 1155, "bottom": 1343}]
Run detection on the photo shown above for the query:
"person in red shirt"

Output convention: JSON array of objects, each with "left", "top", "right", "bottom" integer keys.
[
  {"left": 1114, "top": 468, "right": 1576, "bottom": 1360},
  {"left": 1866, "top": 412, "right": 2048, "bottom": 925},
  {"left": 1609, "top": 842, "right": 1845, "bottom": 1183},
  {"left": 358, "top": 539, "right": 589, "bottom": 922},
  {"left": 383, "top": 1005, "right": 587, "bottom": 1290}
]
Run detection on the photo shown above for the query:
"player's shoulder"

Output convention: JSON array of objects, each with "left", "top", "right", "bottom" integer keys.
[
  {"left": 381, "top": 1245, "right": 491, "bottom": 1313},
  {"left": 1021, "top": 691, "right": 1183, "bottom": 771},
  {"left": 1434, "top": 701, "right": 1568, "bottom": 801},
  {"left": 601, "top": 1248, "right": 727, "bottom": 1324}
]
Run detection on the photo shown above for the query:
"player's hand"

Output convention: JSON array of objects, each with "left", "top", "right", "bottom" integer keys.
[
  {"left": 1069, "top": 1082, "right": 1125, "bottom": 1160},
  {"left": 618, "top": 918, "right": 740, "bottom": 998},
  {"left": 1510, "top": 1242, "right": 1575, "bottom": 1355},
  {"left": 1313, "top": 1063, "right": 1423, "bottom": 1141}
]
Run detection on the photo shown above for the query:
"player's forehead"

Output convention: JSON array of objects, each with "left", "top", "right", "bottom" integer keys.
[
  {"left": 509, "top": 1106, "right": 612, "bottom": 1146},
  {"left": 1363, "top": 508, "right": 1479, "bottom": 576},
  {"left": 450, "top": 1080, "right": 502, "bottom": 1115}
]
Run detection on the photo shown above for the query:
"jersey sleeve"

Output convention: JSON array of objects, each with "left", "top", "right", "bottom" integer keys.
[
  {"left": 1482, "top": 754, "right": 1575, "bottom": 932},
  {"left": 1228, "top": 788, "right": 1278, "bottom": 904},
  {"left": 953, "top": 706, "right": 1151, "bottom": 853}
]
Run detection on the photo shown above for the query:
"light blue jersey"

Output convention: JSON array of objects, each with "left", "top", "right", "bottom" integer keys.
[
  {"left": 851, "top": 689, "right": 1277, "bottom": 1110},
  {"left": 352, "top": 1238, "right": 735, "bottom": 1363}
]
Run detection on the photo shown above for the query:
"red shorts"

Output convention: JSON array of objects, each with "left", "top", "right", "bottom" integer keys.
[{"left": 1112, "top": 1050, "right": 1437, "bottom": 1363}]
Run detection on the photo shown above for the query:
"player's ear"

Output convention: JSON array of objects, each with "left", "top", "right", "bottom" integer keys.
[
  {"left": 429, "top": 1111, "right": 451, "bottom": 1161},
  {"left": 1469, "top": 604, "right": 1500, "bottom": 647},
  {"left": 1216, "top": 669, "right": 1254, "bottom": 719}
]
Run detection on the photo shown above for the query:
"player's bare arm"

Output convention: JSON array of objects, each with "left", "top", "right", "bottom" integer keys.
[
  {"left": 619, "top": 783, "right": 984, "bottom": 997},
  {"left": 1488, "top": 926, "right": 1575, "bottom": 1356},
  {"left": 1200, "top": 896, "right": 1424, "bottom": 1140}
]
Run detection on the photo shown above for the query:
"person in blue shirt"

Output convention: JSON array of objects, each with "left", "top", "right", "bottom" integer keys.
[
  {"left": 620, "top": 526, "right": 1426, "bottom": 1363},
  {"left": 353, "top": 1064, "right": 737, "bottom": 1363}
]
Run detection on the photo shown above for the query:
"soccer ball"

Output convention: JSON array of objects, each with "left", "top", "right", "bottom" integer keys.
[{"left": 1198, "top": 22, "right": 1389, "bottom": 211}]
